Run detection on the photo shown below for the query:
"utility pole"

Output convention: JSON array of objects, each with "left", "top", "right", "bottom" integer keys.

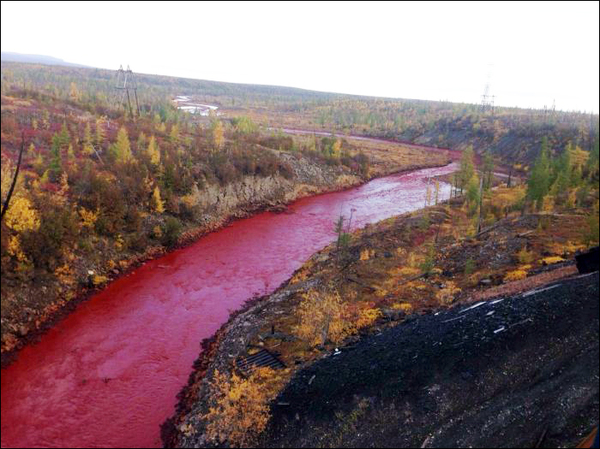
[
  {"left": 114, "top": 65, "right": 140, "bottom": 118},
  {"left": 480, "top": 66, "right": 495, "bottom": 114}
]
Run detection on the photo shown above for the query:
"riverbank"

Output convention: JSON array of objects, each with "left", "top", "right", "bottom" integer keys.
[
  {"left": 167, "top": 185, "right": 598, "bottom": 447},
  {"left": 1, "top": 136, "right": 449, "bottom": 367},
  {"left": 1, "top": 156, "right": 456, "bottom": 448}
]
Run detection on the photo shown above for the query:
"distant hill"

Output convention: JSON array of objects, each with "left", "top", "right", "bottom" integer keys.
[{"left": 0, "top": 51, "right": 90, "bottom": 68}]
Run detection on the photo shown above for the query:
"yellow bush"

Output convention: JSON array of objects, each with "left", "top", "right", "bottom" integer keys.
[
  {"left": 203, "top": 367, "right": 289, "bottom": 447},
  {"left": 54, "top": 264, "right": 76, "bottom": 287},
  {"left": 548, "top": 240, "right": 586, "bottom": 256},
  {"left": 356, "top": 308, "right": 382, "bottom": 328},
  {"left": 389, "top": 266, "right": 421, "bottom": 278},
  {"left": 392, "top": 302, "right": 413, "bottom": 312},
  {"left": 541, "top": 256, "right": 565, "bottom": 265},
  {"left": 293, "top": 289, "right": 356, "bottom": 346},
  {"left": 517, "top": 247, "right": 534, "bottom": 264},
  {"left": 435, "top": 281, "right": 461, "bottom": 305},
  {"left": 395, "top": 247, "right": 407, "bottom": 257},
  {"left": 504, "top": 269, "right": 528, "bottom": 282},
  {"left": 92, "top": 274, "right": 108, "bottom": 286},
  {"left": 4, "top": 196, "right": 40, "bottom": 232},
  {"left": 7, "top": 235, "right": 28, "bottom": 262},
  {"left": 359, "top": 249, "right": 375, "bottom": 261},
  {"left": 79, "top": 207, "right": 98, "bottom": 229}
]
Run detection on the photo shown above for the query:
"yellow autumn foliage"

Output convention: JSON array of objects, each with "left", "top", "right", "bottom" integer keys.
[
  {"left": 435, "top": 281, "right": 461, "bottom": 305},
  {"left": 7, "top": 235, "right": 28, "bottom": 262},
  {"left": 294, "top": 289, "right": 356, "bottom": 346},
  {"left": 79, "top": 207, "right": 99, "bottom": 228},
  {"left": 356, "top": 308, "right": 382, "bottom": 328},
  {"left": 92, "top": 274, "right": 109, "bottom": 286},
  {"left": 152, "top": 186, "right": 165, "bottom": 213},
  {"left": 389, "top": 266, "right": 421, "bottom": 278},
  {"left": 203, "top": 367, "right": 289, "bottom": 447},
  {"left": 4, "top": 196, "right": 40, "bottom": 232},
  {"left": 359, "top": 249, "right": 375, "bottom": 261},
  {"left": 541, "top": 256, "right": 565, "bottom": 265},
  {"left": 147, "top": 135, "right": 161, "bottom": 166},
  {"left": 392, "top": 302, "right": 413, "bottom": 312},
  {"left": 54, "top": 264, "right": 76, "bottom": 287},
  {"left": 504, "top": 269, "right": 528, "bottom": 282}
]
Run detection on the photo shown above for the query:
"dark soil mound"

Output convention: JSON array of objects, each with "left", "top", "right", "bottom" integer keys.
[{"left": 262, "top": 273, "right": 599, "bottom": 448}]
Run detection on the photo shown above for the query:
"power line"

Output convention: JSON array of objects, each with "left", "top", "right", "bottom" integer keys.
[{"left": 114, "top": 65, "right": 140, "bottom": 118}]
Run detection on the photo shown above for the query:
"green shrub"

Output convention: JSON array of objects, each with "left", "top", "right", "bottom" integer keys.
[{"left": 161, "top": 216, "right": 182, "bottom": 247}]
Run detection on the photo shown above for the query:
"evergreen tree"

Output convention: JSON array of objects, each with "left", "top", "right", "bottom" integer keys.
[
  {"left": 83, "top": 122, "right": 94, "bottom": 156},
  {"left": 527, "top": 137, "right": 552, "bottom": 209},
  {"left": 111, "top": 126, "right": 133, "bottom": 163},
  {"left": 147, "top": 135, "right": 161, "bottom": 166},
  {"left": 458, "top": 145, "right": 475, "bottom": 194},
  {"left": 151, "top": 186, "right": 165, "bottom": 213},
  {"left": 49, "top": 133, "right": 62, "bottom": 181},
  {"left": 551, "top": 143, "right": 572, "bottom": 195}
]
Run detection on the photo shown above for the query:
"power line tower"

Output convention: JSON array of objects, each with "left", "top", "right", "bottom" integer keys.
[
  {"left": 114, "top": 65, "right": 140, "bottom": 118},
  {"left": 480, "top": 68, "right": 495, "bottom": 114}
]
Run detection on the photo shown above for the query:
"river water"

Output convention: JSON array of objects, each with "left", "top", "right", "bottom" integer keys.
[{"left": 1, "top": 162, "right": 457, "bottom": 448}]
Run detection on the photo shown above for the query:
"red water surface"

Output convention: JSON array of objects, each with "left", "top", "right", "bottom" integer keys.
[{"left": 1, "top": 163, "right": 457, "bottom": 448}]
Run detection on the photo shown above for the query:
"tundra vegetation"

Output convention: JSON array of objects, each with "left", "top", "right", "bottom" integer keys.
[{"left": 1, "top": 62, "right": 599, "bottom": 447}]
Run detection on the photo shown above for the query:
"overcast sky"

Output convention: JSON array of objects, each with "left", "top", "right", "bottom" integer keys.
[{"left": 2, "top": 1, "right": 599, "bottom": 112}]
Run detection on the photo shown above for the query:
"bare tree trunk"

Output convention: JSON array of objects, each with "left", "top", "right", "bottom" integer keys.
[
  {"left": 476, "top": 177, "right": 484, "bottom": 234},
  {"left": 1, "top": 132, "right": 25, "bottom": 221}
]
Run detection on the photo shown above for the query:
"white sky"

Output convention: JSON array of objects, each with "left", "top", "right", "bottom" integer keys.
[{"left": 2, "top": 1, "right": 599, "bottom": 112}]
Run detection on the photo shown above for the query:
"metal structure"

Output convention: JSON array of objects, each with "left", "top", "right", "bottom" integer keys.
[
  {"left": 114, "top": 65, "right": 140, "bottom": 118},
  {"left": 236, "top": 349, "right": 285, "bottom": 374},
  {"left": 480, "top": 67, "right": 495, "bottom": 113}
]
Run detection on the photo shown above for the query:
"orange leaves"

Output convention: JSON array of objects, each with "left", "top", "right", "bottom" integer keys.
[{"left": 79, "top": 207, "right": 99, "bottom": 229}]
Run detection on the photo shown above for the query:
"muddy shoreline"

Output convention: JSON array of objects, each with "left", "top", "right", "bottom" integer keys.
[{"left": 1, "top": 159, "right": 449, "bottom": 369}]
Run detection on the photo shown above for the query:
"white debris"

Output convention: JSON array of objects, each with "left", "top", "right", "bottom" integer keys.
[
  {"left": 490, "top": 298, "right": 505, "bottom": 305},
  {"left": 486, "top": 311, "right": 495, "bottom": 316},
  {"left": 459, "top": 301, "right": 486, "bottom": 314},
  {"left": 522, "top": 284, "right": 560, "bottom": 298},
  {"left": 494, "top": 326, "right": 506, "bottom": 334}
]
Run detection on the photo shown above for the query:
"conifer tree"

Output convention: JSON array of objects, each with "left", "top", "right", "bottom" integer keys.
[
  {"left": 527, "top": 137, "right": 552, "bottom": 209},
  {"left": 113, "top": 126, "right": 133, "bottom": 163},
  {"left": 151, "top": 186, "right": 165, "bottom": 213},
  {"left": 147, "top": 136, "right": 160, "bottom": 166},
  {"left": 458, "top": 145, "right": 475, "bottom": 194}
]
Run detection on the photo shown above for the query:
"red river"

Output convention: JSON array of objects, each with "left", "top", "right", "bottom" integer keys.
[{"left": 1, "top": 162, "right": 457, "bottom": 448}]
